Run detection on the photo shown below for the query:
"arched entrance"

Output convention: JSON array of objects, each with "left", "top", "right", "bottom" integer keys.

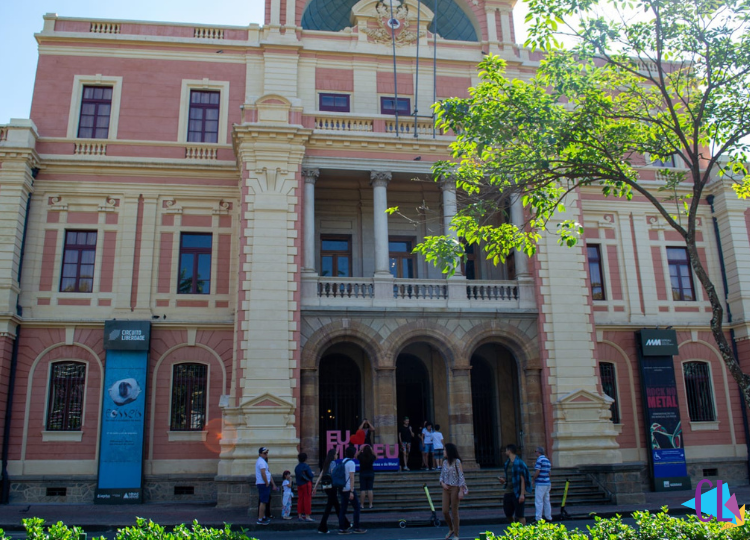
[
  {"left": 470, "top": 344, "right": 520, "bottom": 467},
  {"left": 396, "top": 353, "right": 432, "bottom": 470},
  {"left": 319, "top": 354, "right": 362, "bottom": 460}
]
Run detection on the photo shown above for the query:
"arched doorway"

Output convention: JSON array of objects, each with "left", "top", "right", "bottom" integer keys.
[
  {"left": 319, "top": 354, "right": 362, "bottom": 460},
  {"left": 470, "top": 344, "right": 520, "bottom": 467},
  {"left": 396, "top": 354, "right": 432, "bottom": 470}
]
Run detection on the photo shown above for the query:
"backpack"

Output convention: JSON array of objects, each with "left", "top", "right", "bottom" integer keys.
[{"left": 331, "top": 458, "right": 350, "bottom": 490}]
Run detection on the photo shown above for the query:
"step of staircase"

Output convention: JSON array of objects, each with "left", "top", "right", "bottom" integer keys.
[{"left": 306, "top": 467, "right": 611, "bottom": 513}]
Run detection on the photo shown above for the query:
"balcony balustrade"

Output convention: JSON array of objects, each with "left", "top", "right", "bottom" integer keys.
[{"left": 303, "top": 275, "right": 525, "bottom": 310}]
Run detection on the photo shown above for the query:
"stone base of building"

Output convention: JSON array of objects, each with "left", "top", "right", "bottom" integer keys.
[
  {"left": 8, "top": 475, "right": 218, "bottom": 504},
  {"left": 578, "top": 463, "right": 647, "bottom": 505},
  {"left": 686, "top": 457, "right": 749, "bottom": 488},
  {"left": 215, "top": 476, "right": 252, "bottom": 508}
]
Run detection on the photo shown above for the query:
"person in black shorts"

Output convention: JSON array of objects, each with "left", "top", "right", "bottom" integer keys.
[
  {"left": 357, "top": 445, "right": 376, "bottom": 509},
  {"left": 398, "top": 417, "right": 414, "bottom": 471},
  {"left": 497, "top": 444, "right": 528, "bottom": 525}
]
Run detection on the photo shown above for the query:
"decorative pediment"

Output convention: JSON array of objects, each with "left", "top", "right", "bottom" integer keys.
[
  {"left": 557, "top": 388, "right": 614, "bottom": 406},
  {"left": 351, "top": 0, "right": 433, "bottom": 46},
  {"left": 243, "top": 392, "right": 295, "bottom": 410}
]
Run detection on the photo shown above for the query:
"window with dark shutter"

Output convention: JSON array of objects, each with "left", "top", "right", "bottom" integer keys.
[
  {"left": 46, "top": 362, "right": 86, "bottom": 431},
  {"left": 170, "top": 363, "right": 208, "bottom": 431},
  {"left": 683, "top": 361, "right": 716, "bottom": 422},
  {"left": 599, "top": 362, "right": 620, "bottom": 424}
]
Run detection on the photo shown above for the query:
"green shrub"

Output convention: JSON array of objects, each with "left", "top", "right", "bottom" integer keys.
[
  {"left": 20, "top": 518, "right": 257, "bottom": 540},
  {"left": 478, "top": 508, "right": 750, "bottom": 540}
]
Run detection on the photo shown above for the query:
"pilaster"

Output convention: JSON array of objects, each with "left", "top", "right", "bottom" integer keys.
[
  {"left": 449, "top": 366, "right": 478, "bottom": 470},
  {"left": 218, "top": 107, "right": 311, "bottom": 489}
]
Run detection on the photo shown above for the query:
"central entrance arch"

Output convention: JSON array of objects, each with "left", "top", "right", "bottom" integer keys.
[
  {"left": 396, "top": 353, "right": 432, "bottom": 470},
  {"left": 319, "top": 354, "right": 362, "bottom": 460},
  {"left": 470, "top": 344, "right": 520, "bottom": 467}
]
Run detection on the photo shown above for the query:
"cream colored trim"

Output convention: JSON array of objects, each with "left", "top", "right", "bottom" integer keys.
[
  {"left": 168, "top": 430, "right": 208, "bottom": 442},
  {"left": 13, "top": 459, "right": 98, "bottom": 476},
  {"left": 690, "top": 421, "right": 720, "bottom": 431},
  {"left": 148, "top": 343, "right": 227, "bottom": 460},
  {"left": 66, "top": 75, "right": 123, "bottom": 140},
  {"left": 41, "top": 430, "right": 84, "bottom": 442},
  {"left": 146, "top": 459, "right": 219, "bottom": 475},
  {"left": 21, "top": 343, "right": 103, "bottom": 472},
  {"left": 39, "top": 45, "right": 248, "bottom": 65},
  {"left": 176, "top": 79, "right": 230, "bottom": 145},
  {"left": 600, "top": 340, "right": 642, "bottom": 451}
]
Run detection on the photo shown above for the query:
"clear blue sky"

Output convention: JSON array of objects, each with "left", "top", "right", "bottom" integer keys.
[{"left": 0, "top": 0, "right": 528, "bottom": 125}]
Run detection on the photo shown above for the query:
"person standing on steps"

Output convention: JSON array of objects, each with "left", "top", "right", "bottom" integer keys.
[
  {"left": 313, "top": 449, "right": 349, "bottom": 534},
  {"left": 532, "top": 446, "right": 552, "bottom": 522},
  {"left": 359, "top": 419, "right": 376, "bottom": 446},
  {"left": 256, "top": 447, "right": 277, "bottom": 526},
  {"left": 356, "top": 444, "right": 376, "bottom": 510},
  {"left": 338, "top": 445, "right": 367, "bottom": 535},
  {"left": 432, "top": 424, "right": 444, "bottom": 470},
  {"left": 498, "top": 444, "right": 530, "bottom": 525},
  {"left": 398, "top": 417, "right": 414, "bottom": 471},
  {"left": 439, "top": 443, "right": 467, "bottom": 540},
  {"left": 422, "top": 422, "right": 434, "bottom": 470}
]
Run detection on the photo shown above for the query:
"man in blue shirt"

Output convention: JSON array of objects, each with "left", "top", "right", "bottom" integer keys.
[
  {"left": 532, "top": 446, "right": 552, "bottom": 522},
  {"left": 497, "top": 444, "right": 529, "bottom": 525}
]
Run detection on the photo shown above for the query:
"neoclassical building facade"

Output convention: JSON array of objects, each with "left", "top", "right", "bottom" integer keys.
[{"left": 0, "top": 0, "right": 748, "bottom": 504}]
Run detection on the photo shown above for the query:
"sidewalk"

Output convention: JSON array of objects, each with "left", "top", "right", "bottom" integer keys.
[{"left": 0, "top": 484, "right": 745, "bottom": 534}]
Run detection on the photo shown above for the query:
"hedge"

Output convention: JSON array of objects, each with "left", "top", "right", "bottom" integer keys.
[{"left": 10, "top": 508, "right": 750, "bottom": 540}]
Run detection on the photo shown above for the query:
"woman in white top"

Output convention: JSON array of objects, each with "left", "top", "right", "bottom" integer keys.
[{"left": 439, "top": 443, "right": 467, "bottom": 540}]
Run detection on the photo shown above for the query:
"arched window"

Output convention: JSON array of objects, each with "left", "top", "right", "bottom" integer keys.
[
  {"left": 170, "top": 363, "right": 208, "bottom": 431},
  {"left": 599, "top": 362, "right": 620, "bottom": 424},
  {"left": 47, "top": 362, "right": 86, "bottom": 431},
  {"left": 683, "top": 361, "right": 716, "bottom": 422}
]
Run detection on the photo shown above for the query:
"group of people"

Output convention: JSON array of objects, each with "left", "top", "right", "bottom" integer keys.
[
  {"left": 398, "top": 416, "right": 445, "bottom": 471},
  {"left": 254, "top": 424, "right": 553, "bottom": 537}
]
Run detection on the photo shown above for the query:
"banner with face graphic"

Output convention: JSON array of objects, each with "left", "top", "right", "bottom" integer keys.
[{"left": 95, "top": 321, "right": 150, "bottom": 504}]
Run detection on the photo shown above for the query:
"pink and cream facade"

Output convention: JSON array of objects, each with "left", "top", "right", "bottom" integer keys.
[{"left": 0, "top": 0, "right": 748, "bottom": 505}]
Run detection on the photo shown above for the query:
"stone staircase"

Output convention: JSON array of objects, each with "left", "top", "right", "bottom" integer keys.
[{"left": 310, "top": 467, "right": 610, "bottom": 513}]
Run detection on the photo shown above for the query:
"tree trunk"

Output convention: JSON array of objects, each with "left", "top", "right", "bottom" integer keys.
[{"left": 685, "top": 240, "right": 750, "bottom": 407}]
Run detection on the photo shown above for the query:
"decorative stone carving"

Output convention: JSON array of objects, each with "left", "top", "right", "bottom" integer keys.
[
  {"left": 352, "top": 0, "right": 433, "bottom": 46},
  {"left": 370, "top": 170, "right": 392, "bottom": 187},
  {"left": 302, "top": 168, "right": 319, "bottom": 184}
]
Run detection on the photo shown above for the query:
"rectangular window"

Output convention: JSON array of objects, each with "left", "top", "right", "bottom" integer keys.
[
  {"left": 321, "top": 235, "right": 352, "bottom": 277},
  {"left": 170, "top": 363, "right": 208, "bottom": 431},
  {"left": 60, "top": 231, "right": 97, "bottom": 293},
  {"left": 389, "top": 237, "right": 415, "bottom": 278},
  {"left": 78, "top": 86, "right": 112, "bottom": 139},
  {"left": 652, "top": 155, "right": 677, "bottom": 168},
  {"left": 683, "top": 361, "right": 716, "bottom": 422},
  {"left": 587, "top": 244, "right": 606, "bottom": 300},
  {"left": 599, "top": 362, "right": 621, "bottom": 424},
  {"left": 178, "top": 233, "right": 212, "bottom": 294},
  {"left": 187, "top": 90, "right": 220, "bottom": 143},
  {"left": 380, "top": 97, "right": 410, "bottom": 115},
  {"left": 319, "top": 93, "right": 351, "bottom": 113},
  {"left": 667, "top": 247, "right": 695, "bottom": 301},
  {"left": 46, "top": 362, "right": 86, "bottom": 431}
]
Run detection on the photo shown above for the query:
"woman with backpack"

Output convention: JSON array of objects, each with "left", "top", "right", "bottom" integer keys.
[{"left": 313, "top": 449, "right": 349, "bottom": 534}]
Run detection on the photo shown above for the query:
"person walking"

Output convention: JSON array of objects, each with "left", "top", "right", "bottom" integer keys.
[
  {"left": 313, "top": 449, "right": 349, "bottom": 534},
  {"left": 256, "top": 447, "right": 277, "bottom": 526},
  {"left": 498, "top": 444, "right": 530, "bottom": 525},
  {"left": 439, "top": 443, "right": 467, "bottom": 540},
  {"left": 398, "top": 417, "right": 414, "bottom": 471},
  {"left": 357, "top": 445, "right": 376, "bottom": 509},
  {"left": 533, "top": 446, "right": 552, "bottom": 522},
  {"left": 432, "top": 424, "right": 444, "bottom": 470},
  {"left": 338, "top": 445, "right": 367, "bottom": 534},
  {"left": 295, "top": 452, "right": 315, "bottom": 522}
]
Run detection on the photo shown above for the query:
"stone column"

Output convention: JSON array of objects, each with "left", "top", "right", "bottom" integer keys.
[
  {"left": 510, "top": 194, "right": 530, "bottom": 278},
  {"left": 448, "top": 367, "right": 477, "bottom": 470},
  {"left": 300, "top": 368, "right": 319, "bottom": 463},
  {"left": 522, "top": 368, "right": 546, "bottom": 453},
  {"left": 301, "top": 169, "right": 318, "bottom": 273},
  {"left": 370, "top": 171, "right": 392, "bottom": 276},
  {"left": 374, "top": 367, "right": 397, "bottom": 448}
]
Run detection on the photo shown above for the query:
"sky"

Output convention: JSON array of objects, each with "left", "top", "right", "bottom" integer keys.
[{"left": 0, "top": 0, "right": 529, "bottom": 125}]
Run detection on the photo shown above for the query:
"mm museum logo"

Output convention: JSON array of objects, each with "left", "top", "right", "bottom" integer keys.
[{"left": 682, "top": 480, "right": 746, "bottom": 529}]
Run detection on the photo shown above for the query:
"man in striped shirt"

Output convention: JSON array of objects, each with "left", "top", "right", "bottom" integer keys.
[{"left": 533, "top": 447, "right": 552, "bottom": 522}]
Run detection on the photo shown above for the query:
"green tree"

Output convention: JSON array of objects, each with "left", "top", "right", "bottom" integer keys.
[{"left": 419, "top": 0, "right": 750, "bottom": 403}]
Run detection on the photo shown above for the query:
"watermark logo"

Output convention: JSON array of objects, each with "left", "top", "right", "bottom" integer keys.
[{"left": 682, "top": 480, "right": 746, "bottom": 529}]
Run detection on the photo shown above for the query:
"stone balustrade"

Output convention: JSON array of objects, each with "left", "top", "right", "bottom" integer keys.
[
  {"left": 303, "top": 275, "right": 522, "bottom": 310},
  {"left": 74, "top": 142, "right": 107, "bottom": 156},
  {"left": 185, "top": 146, "right": 218, "bottom": 160},
  {"left": 90, "top": 22, "right": 120, "bottom": 34}
]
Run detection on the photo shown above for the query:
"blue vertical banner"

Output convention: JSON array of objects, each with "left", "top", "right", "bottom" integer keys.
[{"left": 95, "top": 321, "right": 150, "bottom": 504}]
